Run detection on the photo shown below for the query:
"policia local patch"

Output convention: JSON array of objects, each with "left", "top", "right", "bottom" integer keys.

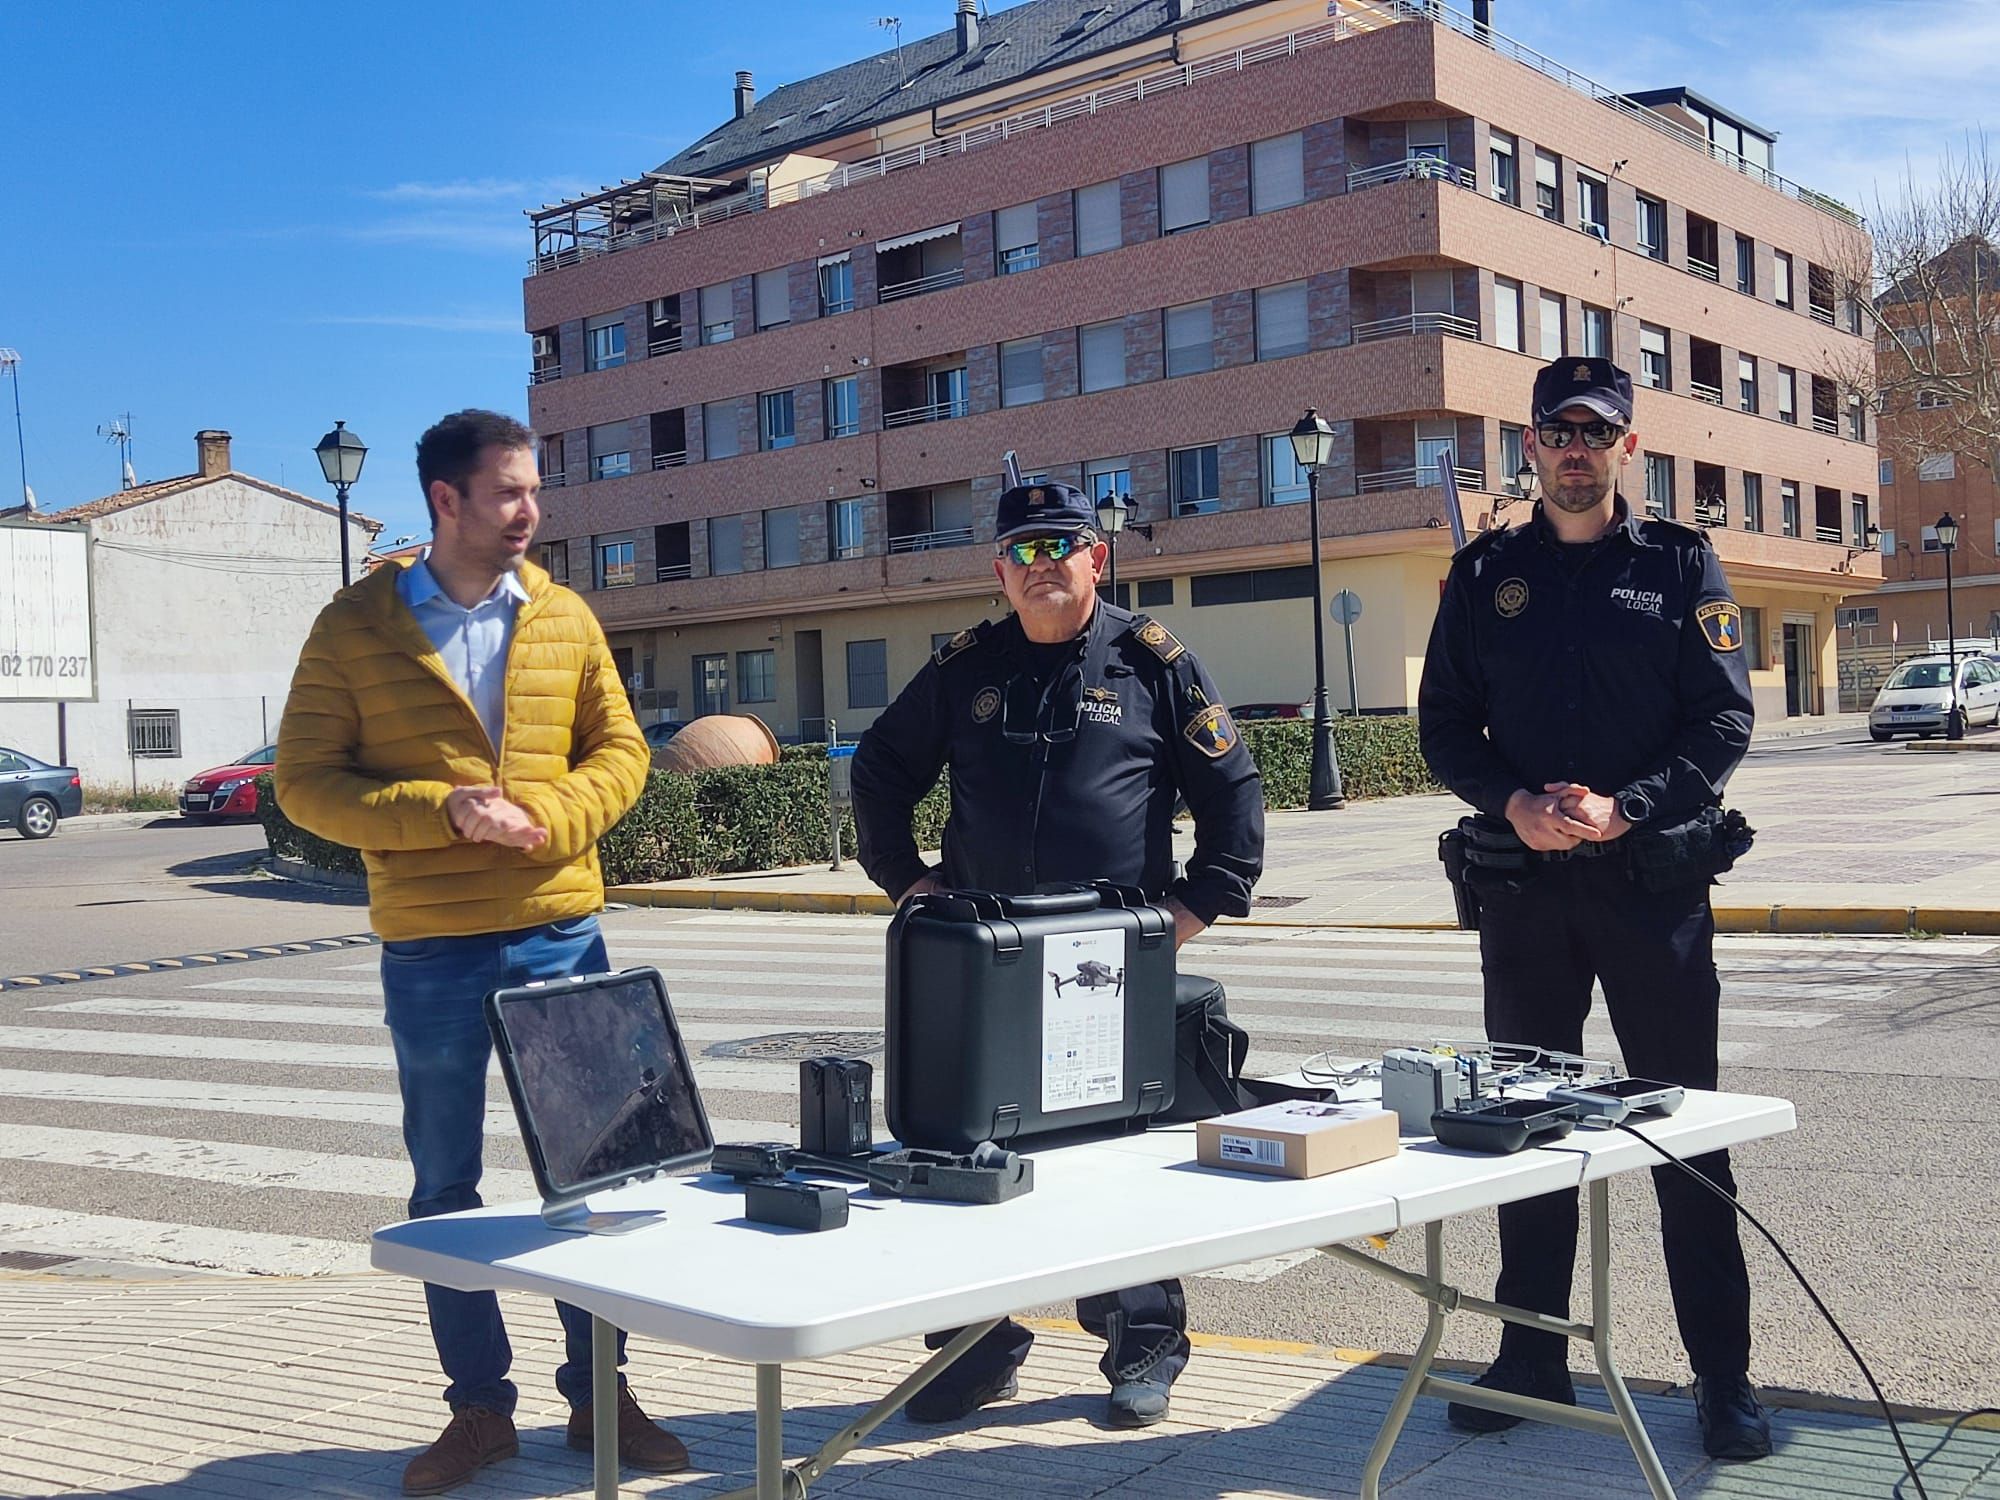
[
  {"left": 1183, "top": 704, "right": 1238, "bottom": 758},
  {"left": 1696, "top": 600, "right": 1743, "bottom": 652}
]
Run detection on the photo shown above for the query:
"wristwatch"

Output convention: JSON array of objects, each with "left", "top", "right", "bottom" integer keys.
[{"left": 1615, "top": 788, "right": 1653, "bottom": 826}]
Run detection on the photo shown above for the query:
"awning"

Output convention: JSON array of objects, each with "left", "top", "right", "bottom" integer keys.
[
  {"left": 816, "top": 250, "right": 852, "bottom": 267},
  {"left": 875, "top": 222, "right": 960, "bottom": 253}
]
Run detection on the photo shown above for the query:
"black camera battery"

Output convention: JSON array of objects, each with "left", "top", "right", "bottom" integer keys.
[
  {"left": 743, "top": 1177, "right": 849, "bottom": 1232},
  {"left": 800, "top": 1056, "right": 874, "bottom": 1157}
]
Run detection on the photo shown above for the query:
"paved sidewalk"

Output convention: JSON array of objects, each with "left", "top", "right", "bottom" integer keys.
[
  {"left": 1, "top": 1271, "right": 1983, "bottom": 1499},
  {"left": 615, "top": 719, "right": 2000, "bottom": 934}
]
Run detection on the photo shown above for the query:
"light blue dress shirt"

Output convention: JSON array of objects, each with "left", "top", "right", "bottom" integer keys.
[{"left": 397, "top": 553, "right": 530, "bottom": 757}]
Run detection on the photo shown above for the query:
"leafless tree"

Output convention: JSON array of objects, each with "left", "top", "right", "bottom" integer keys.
[{"left": 1820, "top": 131, "right": 2000, "bottom": 478}]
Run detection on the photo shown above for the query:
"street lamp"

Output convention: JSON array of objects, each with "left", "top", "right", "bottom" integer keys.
[
  {"left": 1094, "top": 488, "right": 1129, "bottom": 598},
  {"left": 1936, "top": 510, "right": 1963, "bottom": 739},
  {"left": 1287, "top": 407, "right": 1346, "bottom": 811},
  {"left": 314, "top": 421, "right": 369, "bottom": 586}
]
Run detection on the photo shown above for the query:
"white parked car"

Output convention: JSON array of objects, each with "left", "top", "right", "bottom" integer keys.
[{"left": 1867, "top": 653, "right": 2000, "bottom": 740}]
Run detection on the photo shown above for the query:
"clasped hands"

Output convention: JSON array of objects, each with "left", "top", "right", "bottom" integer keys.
[
  {"left": 445, "top": 785, "right": 548, "bottom": 851},
  {"left": 1504, "top": 782, "right": 1632, "bottom": 853}
]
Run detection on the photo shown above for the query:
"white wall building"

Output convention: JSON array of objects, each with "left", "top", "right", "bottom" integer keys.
[{"left": 0, "top": 431, "right": 379, "bottom": 788}]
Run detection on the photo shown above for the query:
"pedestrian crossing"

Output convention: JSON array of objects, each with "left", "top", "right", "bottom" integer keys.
[{"left": 0, "top": 910, "right": 1987, "bottom": 1280}]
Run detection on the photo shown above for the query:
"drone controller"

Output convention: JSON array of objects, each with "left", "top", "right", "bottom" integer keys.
[{"left": 714, "top": 1139, "right": 1035, "bottom": 1215}]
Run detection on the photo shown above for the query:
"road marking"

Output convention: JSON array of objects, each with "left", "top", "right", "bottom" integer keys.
[{"left": 0, "top": 1202, "right": 369, "bottom": 1276}]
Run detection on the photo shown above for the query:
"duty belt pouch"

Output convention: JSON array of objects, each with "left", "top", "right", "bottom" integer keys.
[
  {"left": 1157, "top": 973, "right": 1252, "bottom": 1123},
  {"left": 1627, "top": 807, "right": 1756, "bottom": 893},
  {"left": 885, "top": 882, "right": 1177, "bottom": 1151}
]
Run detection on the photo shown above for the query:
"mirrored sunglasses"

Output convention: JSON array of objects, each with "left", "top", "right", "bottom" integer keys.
[
  {"left": 1002, "top": 533, "right": 1090, "bottom": 566},
  {"left": 1534, "top": 419, "right": 1625, "bottom": 451}
]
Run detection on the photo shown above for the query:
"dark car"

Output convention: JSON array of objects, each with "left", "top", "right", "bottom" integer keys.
[
  {"left": 180, "top": 744, "right": 278, "bottom": 820},
  {"left": 641, "top": 721, "right": 685, "bottom": 751},
  {"left": 0, "top": 746, "right": 84, "bottom": 840},
  {"left": 1233, "top": 702, "right": 1307, "bottom": 720}
]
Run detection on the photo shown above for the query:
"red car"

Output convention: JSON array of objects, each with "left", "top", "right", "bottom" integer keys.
[{"left": 180, "top": 744, "right": 277, "bottom": 820}]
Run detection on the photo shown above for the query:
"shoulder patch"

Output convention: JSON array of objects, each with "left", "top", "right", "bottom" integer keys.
[
  {"left": 1695, "top": 600, "right": 1743, "bottom": 652},
  {"left": 932, "top": 622, "right": 989, "bottom": 667},
  {"left": 1131, "top": 617, "right": 1187, "bottom": 665},
  {"left": 1183, "top": 704, "right": 1238, "bottom": 758}
]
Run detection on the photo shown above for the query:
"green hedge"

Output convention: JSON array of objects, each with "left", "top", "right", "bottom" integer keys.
[{"left": 258, "top": 717, "right": 1436, "bottom": 886}]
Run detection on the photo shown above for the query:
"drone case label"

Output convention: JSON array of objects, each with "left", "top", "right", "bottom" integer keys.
[{"left": 1041, "top": 926, "right": 1126, "bottom": 1113}]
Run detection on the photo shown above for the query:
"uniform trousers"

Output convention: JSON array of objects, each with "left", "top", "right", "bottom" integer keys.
[
  {"left": 1472, "top": 855, "right": 1752, "bottom": 1378},
  {"left": 924, "top": 1282, "right": 1191, "bottom": 1390}
]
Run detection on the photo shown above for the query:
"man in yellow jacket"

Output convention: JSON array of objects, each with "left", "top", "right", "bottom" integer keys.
[{"left": 277, "top": 410, "right": 680, "bottom": 1496}]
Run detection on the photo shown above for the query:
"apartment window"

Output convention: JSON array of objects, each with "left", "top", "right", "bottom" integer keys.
[
  {"left": 1137, "top": 579, "right": 1173, "bottom": 608},
  {"left": 1852, "top": 495, "right": 1871, "bottom": 546},
  {"left": 846, "top": 639, "right": 888, "bottom": 709},
  {"left": 538, "top": 434, "right": 565, "bottom": 480},
  {"left": 1738, "top": 354, "right": 1758, "bottom": 413},
  {"left": 1000, "top": 336, "right": 1044, "bottom": 406},
  {"left": 1164, "top": 300, "right": 1214, "bottom": 376},
  {"left": 995, "top": 202, "right": 1040, "bottom": 275},
  {"left": 1079, "top": 320, "right": 1126, "bottom": 392},
  {"left": 1250, "top": 131, "right": 1305, "bottom": 213},
  {"left": 1489, "top": 130, "right": 1518, "bottom": 205},
  {"left": 655, "top": 522, "right": 691, "bottom": 581},
  {"left": 1084, "top": 457, "right": 1132, "bottom": 513},
  {"left": 1741, "top": 606, "right": 1766, "bottom": 669},
  {"left": 1742, "top": 472, "right": 1764, "bottom": 531},
  {"left": 538, "top": 541, "right": 569, "bottom": 583},
  {"left": 759, "top": 390, "right": 796, "bottom": 451},
  {"left": 1776, "top": 366, "right": 1796, "bottom": 424},
  {"left": 1581, "top": 303, "right": 1611, "bottom": 358},
  {"left": 928, "top": 365, "right": 968, "bottom": 419},
  {"left": 1534, "top": 149, "right": 1561, "bottom": 221},
  {"left": 753, "top": 267, "right": 791, "bottom": 331},
  {"left": 817, "top": 256, "right": 854, "bottom": 316},
  {"left": 1919, "top": 453, "right": 1956, "bottom": 481},
  {"left": 584, "top": 313, "right": 626, "bottom": 372},
  {"left": 1847, "top": 394, "right": 1866, "bottom": 442},
  {"left": 1638, "top": 324, "right": 1669, "bottom": 390},
  {"left": 707, "top": 514, "right": 743, "bottom": 576},
  {"left": 1538, "top": 291, "right": 1564, "bottom": 360},
  {"left": 1643, "top": 453, "right": 1675, "bottom": 518},
  {"left": 1781, "top": 480, "right": 1801, "bottom": 537},
  {"left": 1493, "top": 277, "right": 1523, "bottom": 353},
  {"left": 700, "top": 282, "right": 734, "bottom": 344},
  {"left": 1191, "top": 565, "right": 1314, "bottom": 606},
  {"left": 694, "top": 654, "right": 729, "bottom": 716},
  {"left": 1264, "top": 434, "right": 1310, "bottom": 506},
  {"left": 1921, "top": 525, "right": 1942, "bottom": 552},
  {"left": 1636, "top": 194, "right": 1666, "bottom": 260},
  {"left": 1159, "top": 156, "right": 1210, "bottom": 234},
  {"left": 648, "top": 296, "right": 682, "bottom": 355},
  {"left": 1074, "top": 179, "right": 1121, "bottom": 255},
  {"left": 1406, "top": 119, "right": 1448, "bottom": 163},
  {"left": 829, "top": 496, "right": 866, "bottom": 559},
  {"left": 1500, "top": 424, "right": 1526, "bottom": 493},
  {"left": 127, "top": 707, "right": 180, "bottom": 758},
  {"left": 737, "top": 649, "right": 776, "bottom": 704},
  {"left": 588, "top": 422, "right": 631, "bottom": 480},
  {"left": 596, "top": 539, "right": 635, "bottom": 588},
  {"left": 1172, "top": 445, "right": 1221, "bottom": 515},
  {"left": 1773, "top": 251, "right": 1794, "bottom": 308},
  {"left": 763, "top": 507, "right": 801, "bottom": 569},
  {"left": 823, "top": 375, "right": 859, "bottom": 439},
  {"left": 1416, "top": 420, "right": 1455, "bottom": 485},
  {"left": 1255, "top": 281, "right": 1309, "bottom": 360},
  {"left": 1917, "top": 388, "right": 1953, "bottom": 410},
  {"left": 1879, "top": 459, "right": 1894, "bottom": 486},
  {"left": 1735, "top": 234, "right": 1756, "bottom": 295},
  {"left": 1577, "top": 170, "right": 1608, "bottom": 238}
]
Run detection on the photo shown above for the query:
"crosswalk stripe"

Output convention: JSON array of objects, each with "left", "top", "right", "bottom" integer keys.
[{"left": 0, "top": 1202, "right": 369, "bottom": 1276}]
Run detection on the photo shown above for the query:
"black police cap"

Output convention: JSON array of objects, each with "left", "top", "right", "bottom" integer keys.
[
  {"left": 996, "top": 481, "right": 1097, "bottom": 541},
  {"left": 1532, "top": 356, "right": 1634, "bottom": 425}
]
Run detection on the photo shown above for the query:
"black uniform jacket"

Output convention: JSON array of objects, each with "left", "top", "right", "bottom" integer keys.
[
  {"left": 1418, "top": 499, "right": 1754, "bottom": 826},
  {"left": 851, "top": 602, "right": 1264, "bottom": 924}
]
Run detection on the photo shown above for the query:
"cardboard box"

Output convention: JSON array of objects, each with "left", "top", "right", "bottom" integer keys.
[{"left": 1196, "top": 1100, "right": 1400, "bottom": 1179}]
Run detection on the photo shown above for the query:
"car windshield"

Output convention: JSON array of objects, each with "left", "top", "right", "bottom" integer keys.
[
  {"left": 1886, "top": 662, "right": 1953, "bottom": 689},
  {"left": 238, "top": 745, "right": 278, "bottom": 766}
]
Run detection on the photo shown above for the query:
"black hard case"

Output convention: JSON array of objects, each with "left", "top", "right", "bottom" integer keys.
[{"left": 885, "top": 884, "right": 1177, "bottom": 1150}]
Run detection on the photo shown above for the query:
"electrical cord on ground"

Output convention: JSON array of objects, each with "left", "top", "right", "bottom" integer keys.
[
  {"left": 1892, "top": 1407, "right": 2000, "bottom": 1499},
  {"left": 1614, "top": 1121, "right": 1932, "bottom": 1499}
]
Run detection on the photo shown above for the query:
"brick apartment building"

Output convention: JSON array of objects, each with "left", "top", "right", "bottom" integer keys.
[{"left": 522, "top": 0, "right": 1878, "bottom": 738}]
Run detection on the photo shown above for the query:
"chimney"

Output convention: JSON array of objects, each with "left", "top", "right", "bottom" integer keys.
[
  {"left": 196, "top": 430, "right": 232, "bottom": 479},
  {"left": 956, "top": 0, "right": 979, "bottom": 53},
  {"left": 733, "top": 70, "right": 755, "bottom": 119}
]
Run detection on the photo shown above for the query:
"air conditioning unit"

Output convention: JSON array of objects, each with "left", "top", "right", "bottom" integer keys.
[{"left": 531, "top": 333, "right": 555, "bottom": 359}]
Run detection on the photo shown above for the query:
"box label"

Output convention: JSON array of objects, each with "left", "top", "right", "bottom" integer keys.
[
  {"left": 1218, "top": 1133, "right": 1286, "bottom": 1168},
  {"left": 1041, "top": 926, "right": 1125, "bottom": 1113}
]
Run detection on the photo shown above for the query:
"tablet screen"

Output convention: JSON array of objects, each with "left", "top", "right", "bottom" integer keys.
[{"left": 492, "top": 971, "right": 712, "bottom": 1196}]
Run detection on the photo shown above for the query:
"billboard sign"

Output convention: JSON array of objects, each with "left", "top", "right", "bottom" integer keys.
[{"left": 0, "top": 520, "right": 96, "bottom": 702}]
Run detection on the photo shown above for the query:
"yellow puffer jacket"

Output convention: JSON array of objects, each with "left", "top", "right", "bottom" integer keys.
[{"left": 275, "top": 559, "right": 649, "bottom": 941}]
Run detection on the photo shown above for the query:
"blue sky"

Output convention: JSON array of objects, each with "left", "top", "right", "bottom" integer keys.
[{"left": 1, "top": 0, "right": 1992, "bottom": 548}]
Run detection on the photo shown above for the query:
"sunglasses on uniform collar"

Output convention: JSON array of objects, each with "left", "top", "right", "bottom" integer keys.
[
  {"left": 1534, "top": 418, "right": 1627, "bottom": 450},
  {"left": 1001, "top": 533, "right": 1093, "bottom": 566}
]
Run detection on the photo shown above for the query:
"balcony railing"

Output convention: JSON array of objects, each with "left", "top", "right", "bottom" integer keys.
[
  {"left": 1694, "top": 499, "right": 1727, "bottom": 526},
  {"left": 1809, "top": 304, "right": 1837, "bottom": 326},
  {"left": 1812, "top": 414, "right": 1839, "bottom": 435},
  {"left": 877, "top": 267, "right": 965, "bottom": 303},
  {"left": 652, "top": 450, "right": 689, "bottom": 469},
  {"left": 883, "top": 397, "right": 968, "bottom": 429},
  {"left": 1815, "top": 524, "right": 1842, "bottom": 544},
  {"left": 1348, "top": 157, "right": 1476, "bottom": 192},
  {"left": 888, "top": 527, "right": 976, "bottom": 553},
  {"left": 540, "top": 472, "right": 566, "bottom": 488},
  {"left": 656, "top": 562, "right": 693, "bottom": 582},
  {"left": 1690, "top": 380, "right": 1724, "bottom": 406},
  {"left": 530, "top": 365, "right": 563, "bottom": 385},
  {"left": 648, "top": 334, "right": 683, "bottom": 357},
  {"left": 1358, "top": 466, "right": 1483, "bottom": 492},
  {"left": 1352, "top": 311, "right": 1479, "bottom": 342},
  {"left": 1688, "top": 257, "right": 1720, "bottom": 283}
]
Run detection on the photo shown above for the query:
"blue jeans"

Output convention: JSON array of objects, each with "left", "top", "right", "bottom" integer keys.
[{"left": 382, "top": 914, "right": 625, "bottom": 1415}]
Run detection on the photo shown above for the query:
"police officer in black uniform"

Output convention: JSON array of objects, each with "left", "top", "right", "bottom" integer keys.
[
  {"left": 1418, "top": 356, "right": 1770, "bottom": 1460},
  {"left": 852, "top": 480, "right": 1264, "bottom": 1429}
]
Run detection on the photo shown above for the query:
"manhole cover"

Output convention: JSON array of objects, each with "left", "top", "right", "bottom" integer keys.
[
  {"left": 0, "top": 1252, "right": 77, "bottom": 1271},
  {"left": 1252, "top": 895, "right": 1306, "bottom": 909},
  {"left": 706, "top": 1030, "right": 883, "bottom": 1061}
]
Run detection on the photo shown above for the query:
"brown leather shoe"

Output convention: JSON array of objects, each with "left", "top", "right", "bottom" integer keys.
[
  {"left": 566, "top": 1385, "right": 690, "bottom": 1473},
  {"left": 402, "top": 1406, "right": 519, "bottom": 1496}
]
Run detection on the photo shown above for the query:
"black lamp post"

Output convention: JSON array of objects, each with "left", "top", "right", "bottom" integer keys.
[
  {"left": 1094, "top": 488, "right": 1129, "bottom": 599},
  {"left": 314, "top": 420, "right": 369, "bottom": 586},
  {"left": 1287, "top": 408, "right": 1346, "bottom": 811},
  {"left": 1937, "top": 510, "right": 1963, "bottom": 739}
]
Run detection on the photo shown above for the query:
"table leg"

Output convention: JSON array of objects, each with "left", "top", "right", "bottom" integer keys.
[
  {"left": 1358, "top": 1222, "right": 1446, "bottom": 1500},
  {"left": 592, "top": 1314, "right": 619, "bottom": 1500},
  {"left": 756, "top": 1364, "right": 784, "bottom": 1500},
  {"left": 1589, "top": 1178, "right": 1676, "bottom": 1500}
]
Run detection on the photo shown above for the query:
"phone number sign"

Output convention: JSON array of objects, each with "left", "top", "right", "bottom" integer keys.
[{"left": 0, "top": 522, "right": 95, "bottom": 702}]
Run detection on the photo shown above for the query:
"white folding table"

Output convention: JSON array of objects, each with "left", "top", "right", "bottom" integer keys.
[{"left": 372, "top": 1088, "right": 1793, "bottom": 1500}]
